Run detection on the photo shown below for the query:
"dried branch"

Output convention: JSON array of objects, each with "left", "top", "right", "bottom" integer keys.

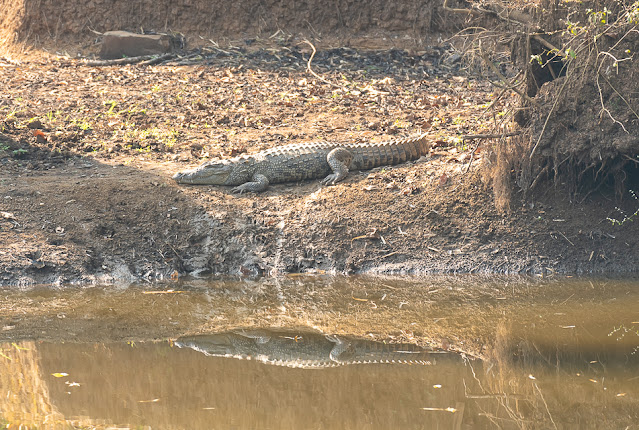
[
  {"left": 462, "top": 132, "right": 522, "bottom": 139},
  {"left": 532, "top": 35, "right": 561, "bottom": 53},
  {"left": 594, "top": 29, "right": 639, "bottom": 132},
  {"left": 83, "top": 53, "right": 175, "bottom": 66},
  {"left": 300, "top": 40, "right": 344, "bottom": 90},
  {"left": 442, "top": 0, "right": 480, "bottom": 15},
  {"left": 480, "top": 50, "right": 537, "bottom": 106}
]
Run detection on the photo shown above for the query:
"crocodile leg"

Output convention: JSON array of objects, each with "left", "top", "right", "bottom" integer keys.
[
  {"left": 326, "top": 335, "right": 356, "bottom": 363},
  {"left": 320, "top": 147, "right": 353, "bottom": 185},
  {"left": 232, "top": 173, "right": 270, "bottom": 194}
]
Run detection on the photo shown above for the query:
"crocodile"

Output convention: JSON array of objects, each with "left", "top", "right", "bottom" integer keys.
[
  {"left": 174, "top": 328, "right": 453, "bottom": 368},
  {"left": 172, "top": 134, "right": 430, "bottom": 192}
]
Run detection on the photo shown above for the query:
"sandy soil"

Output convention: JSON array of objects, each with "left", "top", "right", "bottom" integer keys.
[{"left": 0, "top": 40, "right": 638, "bottom": 286}]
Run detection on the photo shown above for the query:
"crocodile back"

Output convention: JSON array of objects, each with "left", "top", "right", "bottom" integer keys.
[
  {"left": 348, "top": 134, "right": 429, "bottom": 170},
  {"left": 231, "top": 134, "right": 429, "bottom": 184},
  {"left": 252, "top": 143, "right": 336, "bottom": 184}
]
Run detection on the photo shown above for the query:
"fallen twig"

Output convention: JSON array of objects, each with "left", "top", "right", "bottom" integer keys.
[
  {"left": 139, "top": 53, "right": 177, "bottom": 66},
  {"left": 462, "top": 132, "right": 521, "bottom": 139},
  {"left": 300, "top": 40, "right": 346, "bottom": 91},
  {"left": 163, "top": 51, "right": 205, "bottom": 66},
  {"left": 83, "top": 53, "right": 176, "bottom": 66},
  {"left": 558, "top": 231, "right": 575, "bottom": 247}
]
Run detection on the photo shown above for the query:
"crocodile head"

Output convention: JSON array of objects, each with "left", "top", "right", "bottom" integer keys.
[
  {"left": 174, "top": 334, "right": 238, "bottom": 356},
  {"left": 172, "top": 160, "right": 234, "bottom": 185}
]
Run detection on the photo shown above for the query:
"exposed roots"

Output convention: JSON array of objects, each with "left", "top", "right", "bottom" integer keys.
[{"left": 452, "top": 0, "right": 639, "bottom": 207}]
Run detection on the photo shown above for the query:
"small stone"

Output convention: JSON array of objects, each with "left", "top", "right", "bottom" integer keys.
[
  {"left": 100, "top": 30, "right": 173, "bottom": 59},
  {"left": 35, "top": 132, "right": 47, "bottom": 143},
  {"left": 27, "top": 119, "right": 43, "bottom": 129}
]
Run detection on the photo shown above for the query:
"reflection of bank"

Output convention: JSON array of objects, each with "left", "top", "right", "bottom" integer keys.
[
  {"left": 0, "top": 341, "right": 65, "bottom": 427},
  {"left": 480, "top": 321, "right": 639, "bottom": 429},
  {"left": 2, "top": 322, "right": 639, "bottom": 429},
  {"left": 37, "top": 340, "right": 472, "bottom": 430}
]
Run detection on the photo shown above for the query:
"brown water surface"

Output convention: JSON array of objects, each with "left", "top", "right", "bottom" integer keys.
[{"left": 1, "top": 276, "right": 638, "bottom": 428}]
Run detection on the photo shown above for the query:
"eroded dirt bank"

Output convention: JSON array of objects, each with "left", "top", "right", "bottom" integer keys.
[
  {"left": 0, "top": 0, "right": 448, "bottom": 54},
  {"left": 1, "top": 0, "right": 639, "bottom": 285},
  {"left": 1, "top": 41, "right": 638, "bottom": 286}
]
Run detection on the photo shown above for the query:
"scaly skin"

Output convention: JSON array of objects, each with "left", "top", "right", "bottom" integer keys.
[
  {"left": 174, "top": 329, "right": 452, "bottom": 368},
  {"left": 172, "top": 134, "right": 430, "bottom": 192}
]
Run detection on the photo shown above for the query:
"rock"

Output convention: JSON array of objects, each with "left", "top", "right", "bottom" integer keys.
[
  {"left": 35, "top": 132, "right": 47, "bottom": 143},
  {"left": 27, "top": 119, "right": 43, "bottom": 129},
  {"left": 445, "top": 53, "right": 462, "bottom": 64},
  {"left": 100, "top": 30, "right": 173, "bottom": 59}
]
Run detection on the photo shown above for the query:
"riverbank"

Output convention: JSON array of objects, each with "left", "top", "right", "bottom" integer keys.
[{"left": 1, "top": 42, "right": 638, "bottom": 286}]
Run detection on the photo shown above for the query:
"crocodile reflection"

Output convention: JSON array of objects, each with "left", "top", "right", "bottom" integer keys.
[{"left": 174, "top": 329, "right": 455, "bottom": 368}]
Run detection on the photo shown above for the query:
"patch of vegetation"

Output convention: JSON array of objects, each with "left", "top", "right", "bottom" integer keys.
[
  {"left": 607, "top": 190, "right": 639, "bottom": 226},
  {"left": 45, "top": 109, "right": 62, "bottom": 124},
  {"left": 104, "top": 100, "right": 118, "bottom": 116},
  {"left": 71, "top": 118, "right": 93, "bottom": 131},
  {"left": 119, "top": 106, "right": 147, "bottom": 117},
  {"left": 112, "top": 125, "right": 180, "bottom": 152}
]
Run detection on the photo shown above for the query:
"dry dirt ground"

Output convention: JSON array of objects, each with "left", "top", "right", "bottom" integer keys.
[{"left": 1, "top": 40, "right": 638, "bottom": 286}]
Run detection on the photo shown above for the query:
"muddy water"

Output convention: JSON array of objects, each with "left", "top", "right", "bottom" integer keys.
[{"left": 1, "top": 276, "right": 638, "bottom": 428}]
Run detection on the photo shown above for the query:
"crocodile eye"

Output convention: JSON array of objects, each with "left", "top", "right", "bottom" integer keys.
[{"left": 204, "top": 163, "right": 222, "bottom": 169}]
